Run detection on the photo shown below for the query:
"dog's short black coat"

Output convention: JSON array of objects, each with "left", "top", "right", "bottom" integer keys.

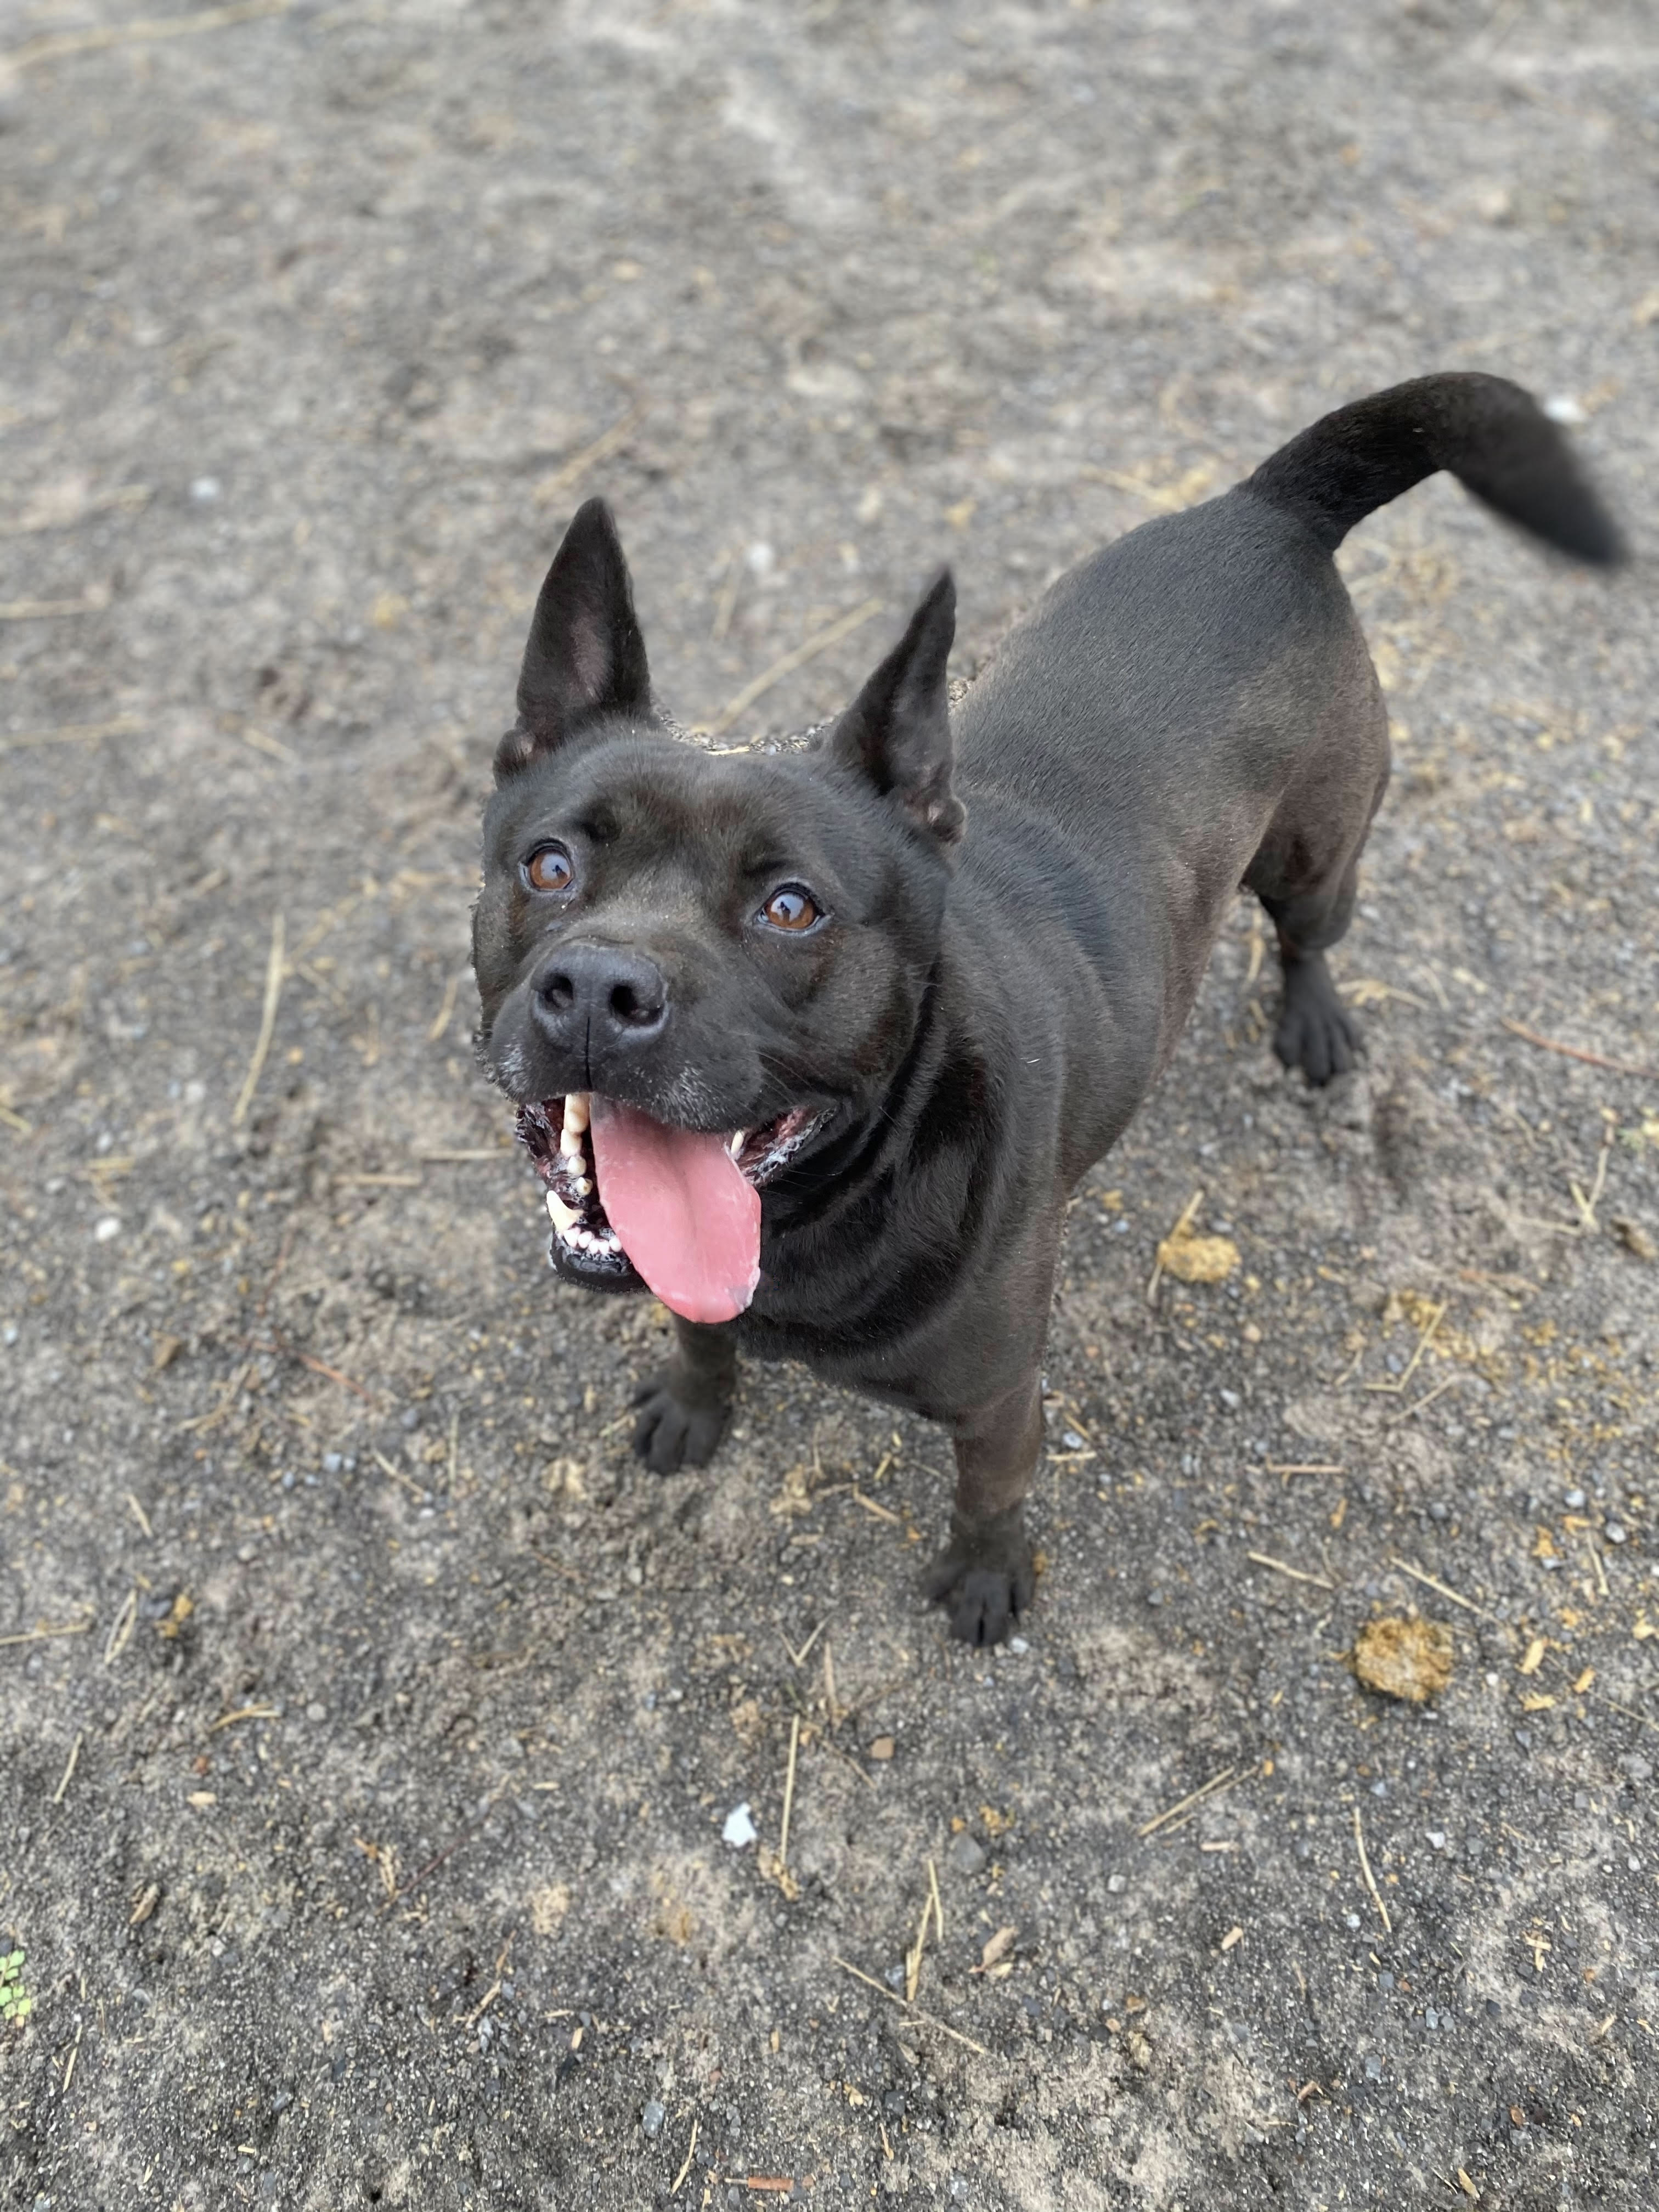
[{"left": 472, "top": 374, "right": 1621, "bottom": 1644}]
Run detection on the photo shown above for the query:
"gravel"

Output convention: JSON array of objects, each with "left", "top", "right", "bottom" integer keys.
[{"left": 2, "top": 2, "right": 1655, "bottom": 2208}]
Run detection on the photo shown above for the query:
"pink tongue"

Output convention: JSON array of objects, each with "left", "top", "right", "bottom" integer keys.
[{"left": 588, "top": 1097, "right": 760, "bottom": 1324}]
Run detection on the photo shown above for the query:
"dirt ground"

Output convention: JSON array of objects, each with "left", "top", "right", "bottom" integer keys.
[{"left": 2, "top": 2, "right": 1656, "bottom": 2207}]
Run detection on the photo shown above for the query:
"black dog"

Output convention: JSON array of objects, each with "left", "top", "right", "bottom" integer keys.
[{"left": 472, "top": 374, "right": 1620, "bottom": 1644}]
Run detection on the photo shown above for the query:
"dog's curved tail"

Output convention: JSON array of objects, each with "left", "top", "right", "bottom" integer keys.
[{"left": 1245, "top": 373, "right": 1624, "bottom": 565}]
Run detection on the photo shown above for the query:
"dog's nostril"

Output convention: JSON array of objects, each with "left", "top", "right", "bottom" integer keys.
[
  {"left": 609, "top": 980, "right": 662, "bottom": 1026},
  {"left": 541, "top": 970, "right": 576, "bottom": 1012}
]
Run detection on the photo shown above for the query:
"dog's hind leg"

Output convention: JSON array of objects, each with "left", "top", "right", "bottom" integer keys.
[
  {"left": 1257, "top": 865, "right": 1367, "bottom": 1087},
  {"left": 1246, "top": 659, "right": 1391, "bottom": 1087},
  {"left": 630, "top": 1315, "right": 738, "bottom": 1473}
]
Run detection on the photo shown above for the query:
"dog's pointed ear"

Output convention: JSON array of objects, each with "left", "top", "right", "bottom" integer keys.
[
  {"left": 494, "top": 498, "right": 651, "bottom": 780},
  {"left": 827, "top": 568, "right": 963, "bottom": 845}
]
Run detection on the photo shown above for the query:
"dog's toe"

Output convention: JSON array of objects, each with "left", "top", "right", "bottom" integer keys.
[
  {"left": 629, "top": 1370, "right": 730, "bottom": 1473},
  {"left": 924, "top": 1515, "right": 1036, "bottom": 1646},
  {"left": 1274, "top": 966, "right": 1363, "bottom": 1087},
  {"left": 951, "top": 1570, "right": 1018, "bottom": 1646}
]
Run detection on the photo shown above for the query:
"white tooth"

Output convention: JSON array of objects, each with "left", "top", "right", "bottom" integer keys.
[
  {"left": 561, "top": 1226, "right": 581, "bottom": 1249},
  {"left": 563, "top": 1091, "right": 590, "bottom": 1137},
  {"left": 577, "top": 1229, "right": 594, "bottom": 1250},
  {"left": 559, "top": 1126, "right": 584, "bottom": 1158},
  {"left": 545, "top": 1190, "right": 576, "bottom": 1233},
  {"left": 573, "top": 1176, "right": 592, "bottom": 1197},
  {"left": 727, "top": 1131, "right": 747, "bottom": 1158}
]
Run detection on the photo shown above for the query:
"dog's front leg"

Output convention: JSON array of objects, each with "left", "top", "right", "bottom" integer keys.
[
  {"left": 630, "top": 1315, "right": 738, "bottom": 1474},
  {"left": 923, "top": 1370, "right": 1041, "bottom": 1646}
]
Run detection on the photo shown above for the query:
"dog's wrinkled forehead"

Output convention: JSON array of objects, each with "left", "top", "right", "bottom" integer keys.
[{"left": 486, "top": 729, "right": 892, "bottom": 904}]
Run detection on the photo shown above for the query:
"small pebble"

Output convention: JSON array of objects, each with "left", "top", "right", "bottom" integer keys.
[
  {"left": 947, "top": 1832, "right": 986, "bottom": 1877},
  {"left": 640, "top": 2100, "right": 665, "bottom": 2138},
  {"left": 868, "top": 1736, "right": 895, "bottom": 1762}
]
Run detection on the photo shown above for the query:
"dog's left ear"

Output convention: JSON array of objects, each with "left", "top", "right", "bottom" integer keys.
[
  {"left": 494, "top": 498, "right": 651, "bottom": 780},
  {"left": 826, "top": 568, "right": 963, "bottom": 845}
]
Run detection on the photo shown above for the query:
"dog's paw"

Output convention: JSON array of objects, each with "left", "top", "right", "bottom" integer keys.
[
  {"left": 630, "top": 1366, "right": 732, "bottom": 1474},
  {"left": 923, "top": 1506, "right": 1036, "bottom": 1646},
  {"left": 1274, "top": 962, "right": 1363, "bottom": 1087}
]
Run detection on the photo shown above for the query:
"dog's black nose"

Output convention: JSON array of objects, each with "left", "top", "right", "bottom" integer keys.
[{"left": 532, "top": 944, "right": 670, "bottom": 1053}]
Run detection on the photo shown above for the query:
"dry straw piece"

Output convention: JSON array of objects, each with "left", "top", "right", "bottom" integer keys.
[{"left": 1352, "top": 1616, "right": 1454, "bottom": 1705}]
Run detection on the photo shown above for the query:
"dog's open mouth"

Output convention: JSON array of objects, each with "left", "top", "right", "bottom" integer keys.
[{"left": 517, "top": 1092, "right": 821, "bottom": 1324}]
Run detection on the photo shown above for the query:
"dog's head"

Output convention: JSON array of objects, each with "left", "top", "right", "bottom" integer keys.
[{"left": 473, "top": 498, "right": 962, "bottom": 1324}]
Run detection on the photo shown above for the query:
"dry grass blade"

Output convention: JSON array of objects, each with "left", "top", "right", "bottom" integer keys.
[
  {"left": 706, "top": 599, "right": 882, "bottom": 737},
  {"left": 1567, "top": 1124, "right": 1615, "bottom": 1234},
  {"left": 670, "top": 2118, "right": 699, "bottom": 2194},
  {"left": 1352, "top": 1805, "right": 1391, "bottom": 1933},
  {"left": 1247, "top": 1552, "right": 1335, "bottom": 1590},
  {"left": 778, "top": 1716, "right": 801, "bottom": 1871},
  {"left": 0, "top": 1619, "right": 93, "bottom": 1650},
  {"left": 427, "top": 969, "right": 464, "bottom": 1043},
  {"left": 232, "top": 912, "right": 286, "bottom": 1127},
  {"left": 1138, "top": 1767, "right": 1238, "bottom": 1839},
  {"left": 51, "top": 1730, "right": 83, "bottom": 1805},
  {"left": 1364, "top": 1299, "right": 1444, "bottom": 1393},
  {"left": 8, "top": 0, "right": 292, "bottom": 66},
  {"left": 1499, "top": 1017, "right": 1659, "bottom": 1083},
  {"left": 534, "top": 408, "right": 645, "bottom": 501},
  {"left": 1389, "top": 1555, "right": 1514, "bottom": 1634},
  {"left": 904, "top": 1891, "right": 931, "bottom": 2003},
  {"left": 0, "top": 714, "right": 143, "bottom": 752},
  {"left": 1147, "top": 1187, "right": 1205, "bottom": 1302},
  {"left": 102, "top": 1589, "right": 138, "bottom": 1667},
  {"left": 831, "top": 1957, "right": 990, "bottom": 2058},
  {"left": 0, "top": 598, "right": 96, "bottom": 620},
  {"left": 1385, "top": 1375, "right": 1472, "bottom": 1426},
  {"left": 779, "top": 1621, "right": 825, "bottom": 1670},
  {"left": 850, "top": 1488, "right": 902, "bottom": 1525}
]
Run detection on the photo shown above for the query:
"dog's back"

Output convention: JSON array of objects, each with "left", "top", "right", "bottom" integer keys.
[{"left": 950, "top": 373, "right": 1623, "bottom": 1096}]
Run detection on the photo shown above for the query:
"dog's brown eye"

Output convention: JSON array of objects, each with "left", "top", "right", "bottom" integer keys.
[
  {"left": 525, "top": 844, "right": 574, "bottom": 894},
  {"left": 761, "top": 885, "right": 820, "bottom": 932}
]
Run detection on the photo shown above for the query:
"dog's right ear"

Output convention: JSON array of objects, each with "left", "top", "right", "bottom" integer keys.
[
  {"left": 825, "top": 568, "right": 963, "bottom": 845},
  {"left": 493, "top": 498, "right": 651, "bottom": 781}
]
